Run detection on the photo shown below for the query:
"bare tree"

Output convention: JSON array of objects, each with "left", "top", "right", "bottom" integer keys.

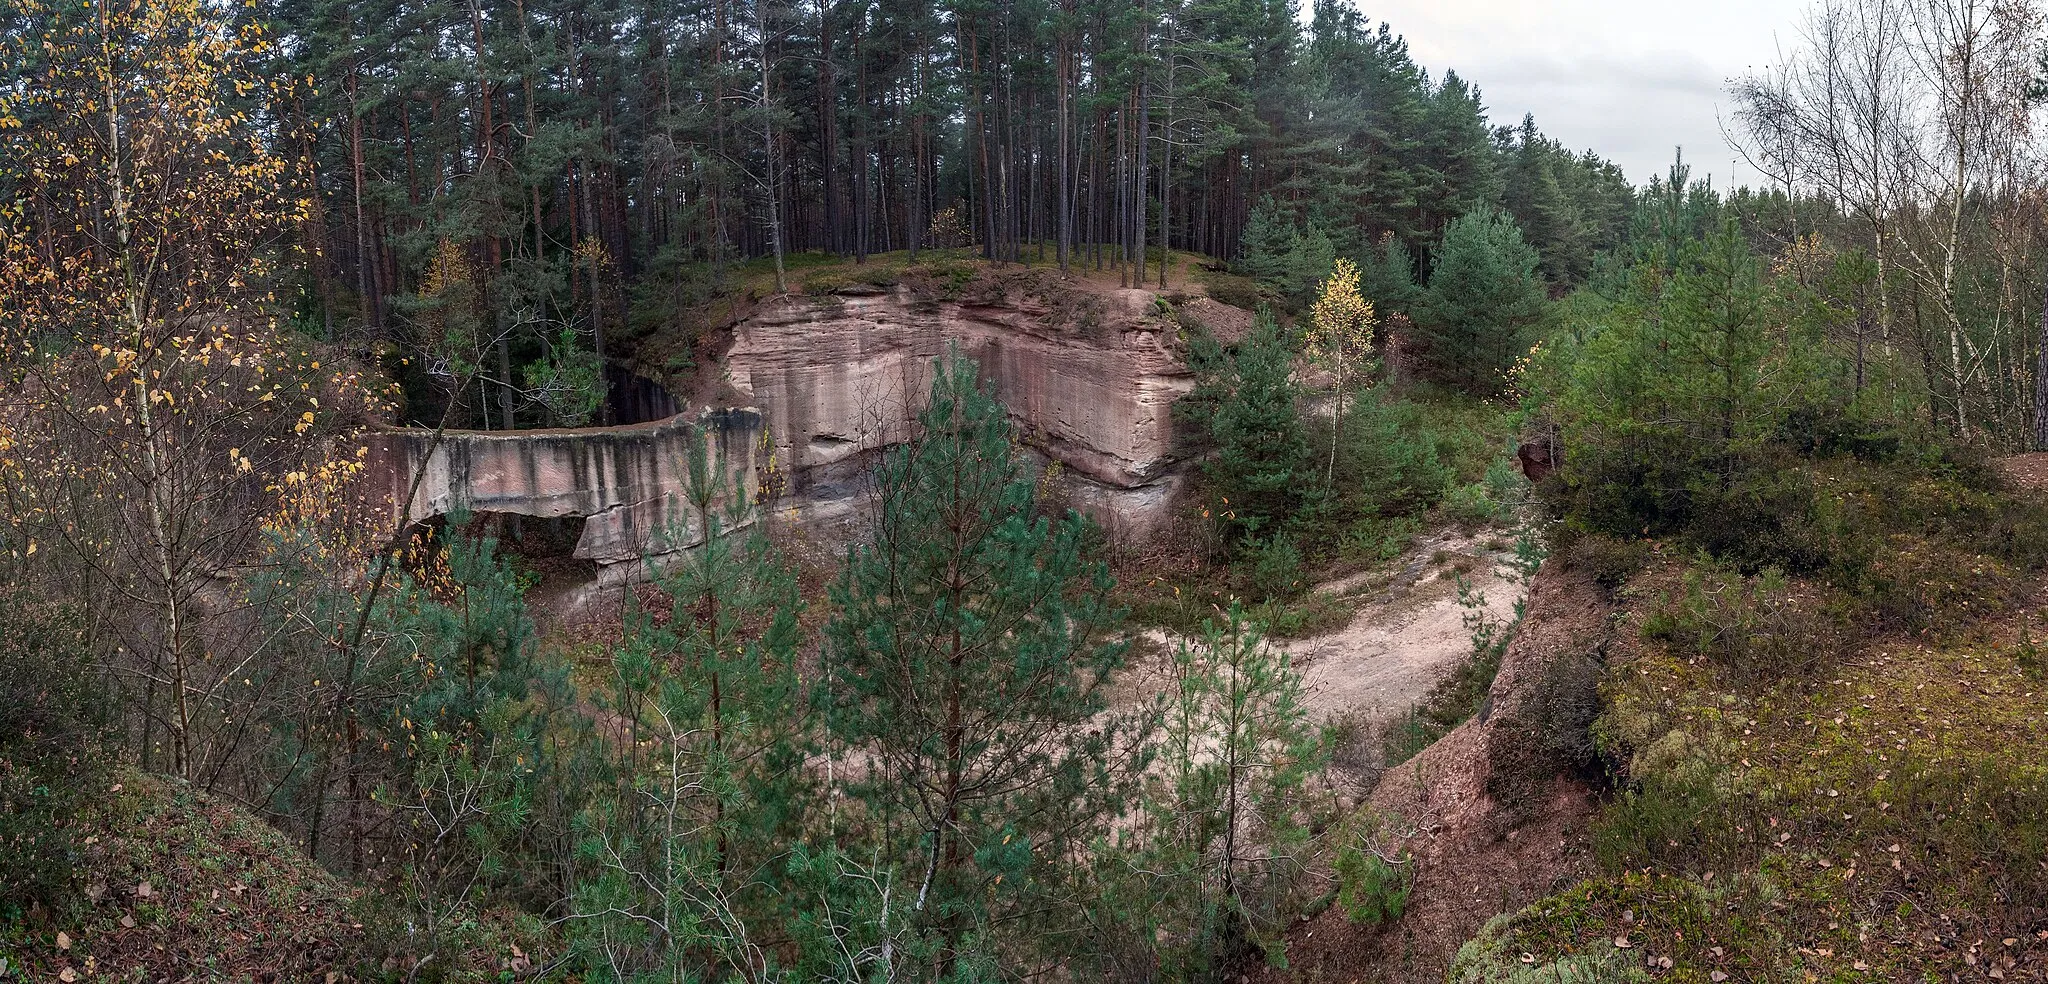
[{"left": 1734, "top": 0, "right": 2046, "bottom": 441}]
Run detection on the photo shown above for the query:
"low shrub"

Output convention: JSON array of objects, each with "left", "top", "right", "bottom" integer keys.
[
  {"left": 1194, "top": 268, "right": 1268, "bottom": 313},
  {"left": 1640, "top": 563, "right": 1842, "bottom": 682},
  {"left": 1563, "top": 533, "right": 1652, "bottom": 593},
  {"left": 1590, "top": 770, "right": 1725, "bottom": 872},
  {"left": 1334, "top": 842, "right": 1412, "bottom": 927},
  {"left": 0, "top": 595, "right": 113, "bottom": 920},
  {"left": 1244, "top": 532, "right": 1306, "bottom": 601}
]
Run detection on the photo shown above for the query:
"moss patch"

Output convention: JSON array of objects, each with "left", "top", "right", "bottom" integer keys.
[{"left": 1455, "top": 576, "right": 2048, "bottom": 982}]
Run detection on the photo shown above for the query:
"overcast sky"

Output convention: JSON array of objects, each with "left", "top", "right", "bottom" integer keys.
[{"left": 1360, "top": 0, "right": 1810, "bottom": 190}]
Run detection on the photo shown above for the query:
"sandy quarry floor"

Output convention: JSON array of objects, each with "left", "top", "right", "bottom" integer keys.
[
  {"left": 1285, "top": 528, "right": 1528, "bottom": 724},
  {"left": 1119, "top": 526, "right": 1532, "bottom": 731}
]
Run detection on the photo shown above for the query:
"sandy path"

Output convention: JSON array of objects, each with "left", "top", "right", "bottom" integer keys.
[
  {"left": 1120, "top": 527, "right": 1530, "bottom": 729},
  {"left": 1285, "top": 529, "right": 1527, "bottom": 724}
]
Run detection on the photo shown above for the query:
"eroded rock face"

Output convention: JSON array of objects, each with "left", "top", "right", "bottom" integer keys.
[
  {"left": 364, "top": 408, "right": 764, "bottom": 568},
  {"left": 723, "top": 275, "right": 1195, "bottom": 533}
]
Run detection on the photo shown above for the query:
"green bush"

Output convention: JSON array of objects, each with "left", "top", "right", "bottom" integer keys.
[
  {"left": 1246, "top": 532, "right": 1306, "bottom": 600},
  {"left": 1487, "top": 646, "right": 1607, "bottom": 816},
  {"left": 1563, "top": 533, "right": 1652, "bottom": 593},
  {"left": 0, "top": 595, "right": 112, "bottom": 920},
  {"left": 1331, "top": 387, "right": 1455, "bottom": 519},
  {"left": 1334, "top": 842, "right": 1412, "bottom": 926},
  {"left": 1591, "top": 771, "right": 1724, "bottom": 872},
  {"left": 1337, "top": 514, "right": 1421, "bottom": 563}
]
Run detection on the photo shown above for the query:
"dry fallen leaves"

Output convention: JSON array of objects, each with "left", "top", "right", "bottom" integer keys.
[{"left": 55, "top": 931, "right": 71, "bottom": 950}]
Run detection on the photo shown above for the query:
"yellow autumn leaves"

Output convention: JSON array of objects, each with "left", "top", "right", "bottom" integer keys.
[
  {"left": 1306, "top": 258, "right": 1379, "bottom": 488},
  {"left": 1306, "top": 257, "right": 1377, "bottom": 368}
]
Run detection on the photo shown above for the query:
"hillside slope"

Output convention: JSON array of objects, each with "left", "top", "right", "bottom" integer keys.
[
  {"left": 2, "top": 772, "right": 363, "bottom": 981},
  {"left": 1266, "top": 454, "right": 2048, "bottom": 983},
  {"left": 1259, "top": 562, "right": 1616, "bottom": 984}
]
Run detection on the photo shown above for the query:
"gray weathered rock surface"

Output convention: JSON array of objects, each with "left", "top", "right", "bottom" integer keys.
[{"left": 364, "top": 408, "right": 764, "bottom": 567}]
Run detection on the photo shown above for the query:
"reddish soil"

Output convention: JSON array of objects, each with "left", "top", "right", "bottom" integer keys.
[{"left": 1255, "top": 565, "right": 1616, "bottom": 984}]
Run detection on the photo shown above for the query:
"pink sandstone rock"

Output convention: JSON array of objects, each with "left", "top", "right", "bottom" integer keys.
[{"left": 724, "top": 277, "right": 1197, "bottom": 533}]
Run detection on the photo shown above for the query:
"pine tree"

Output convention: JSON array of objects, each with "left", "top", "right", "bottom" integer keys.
[
  {"left": 1553, "top": 218, "right": 1826, "bottom": 550},
  {"left": 1357, "top": 232, "right": 1419, "bottom": 317},
  {"left": 825, "top": 351, "right": 1137, "bottom": 978},
  {"left": 1412, "top": 207, "right": 1547, "bottom": 394},
  {"left": 1203, "top": 310, "right": 1314, "bottom": 538},
  {"left": 1116, "top": 604, "right": 1333, "bottom": 975},
  {"left": 571, "top": 433, "right": 816, "bottom": 979},
  {"left": 1237, "top": 194, "right": 1295, "bottom": 285},
  {"left": 1280, "top": 221, "right": 1338, "bottom": 309}
]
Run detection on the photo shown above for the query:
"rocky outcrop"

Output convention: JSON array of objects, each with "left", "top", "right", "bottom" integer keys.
[
  {"left": 364, "top": 408, "right": 764, "bottom": 571},
  {"left": 723, "top": 273, "right": 1197, "bottom": 534},
  {"left": 357, "top": 270, "right": 1216, "bottom": 568}
]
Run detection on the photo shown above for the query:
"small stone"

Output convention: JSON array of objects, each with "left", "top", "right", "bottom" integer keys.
[
  {"left": 1614, "top": 936, "right": 1634, "bottom": 949},
  {"left": 55, "top": 932, "right": 70, "bottom": 951}
]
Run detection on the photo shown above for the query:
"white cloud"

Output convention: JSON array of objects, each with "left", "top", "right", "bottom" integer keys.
[{"left": 1351, "top": 0, "right": 1810, "bottom": 188}]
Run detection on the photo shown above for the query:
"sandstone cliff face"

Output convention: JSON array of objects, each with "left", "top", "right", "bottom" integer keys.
[
  {"left": 722, "top": 273, "right": 1195, "bottom": 534},
  {"left": 364, "top": 408, "right": 764, "bottom": 570}
]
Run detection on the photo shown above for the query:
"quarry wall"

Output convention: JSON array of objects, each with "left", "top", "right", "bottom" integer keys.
[
  {"left": 363, "top": 275, "right": 1220, "bottom": 567},
  {"left": 364, "top": 408, "right": 765, "bottom": 568}
]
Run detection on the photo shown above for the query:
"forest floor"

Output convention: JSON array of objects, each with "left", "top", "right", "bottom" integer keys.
[{"left": 1998, "top": 450, "right": 2048, "bottom": 490}]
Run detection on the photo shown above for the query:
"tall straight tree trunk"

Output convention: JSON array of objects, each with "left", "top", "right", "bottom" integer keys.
[
  {"left": 852, "top": 9, "right": 870, "bottom": 262},
  {"left": 759, "top": 0, "right": 787, "bottom": 294},
  {"left": 2033, "top": 273, "right": 2048, "bottom": 450},
  {"left": 1157, "top": 49, "right": 1171, "bottom": 288},
  {"left": 817, "top": 2, "right": 841, "bottom": 255},
  {"left": 347, "top": 70, "right": 381, "bottom": 335},
  {"left": 467, "top": 0, "right": 515, "bottom": 430},
  {"left": 1134, "top": 78, "right": 1148, "bottom": 290}
]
